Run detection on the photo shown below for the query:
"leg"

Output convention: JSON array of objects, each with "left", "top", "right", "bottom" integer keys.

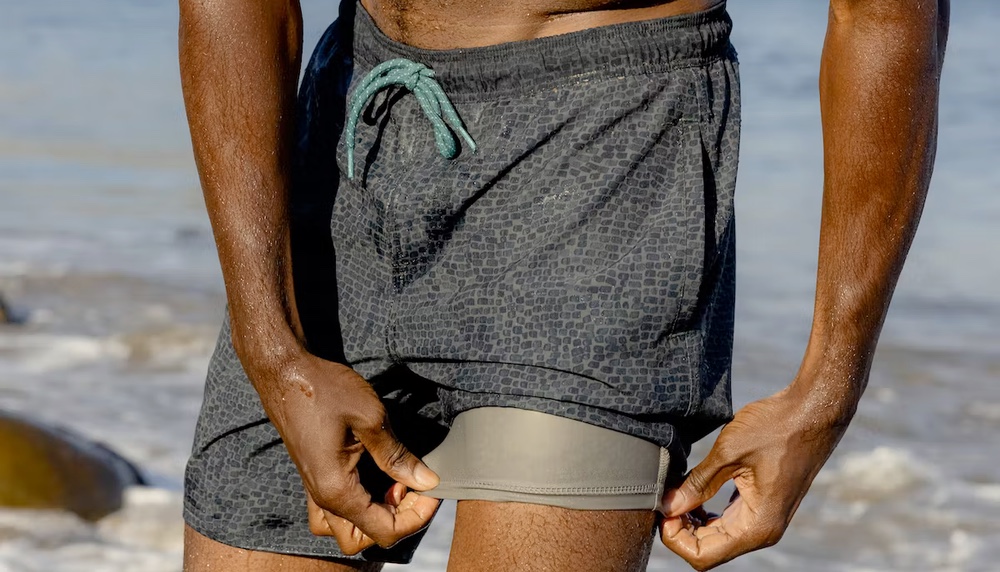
[
  {"left": 184, "top": 525, "right": 383, "bottom": 572},
  {"left": 447, "top": 501, "right": 657, "bottom": 572},
  {"left": 424, "top": 408, "right": 669, "bottom": 571}
]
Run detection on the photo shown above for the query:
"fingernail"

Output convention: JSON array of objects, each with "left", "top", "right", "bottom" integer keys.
[{"left": 413, "top": 464, "right": 439, "bottom": 489}]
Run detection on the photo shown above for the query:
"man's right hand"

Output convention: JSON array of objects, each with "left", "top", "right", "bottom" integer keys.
[{"left": 254, "top": 355, "right": 440, "bottom": 555}]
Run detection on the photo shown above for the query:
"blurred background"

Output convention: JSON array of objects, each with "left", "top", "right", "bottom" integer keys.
[{"left": 0, "top": 1, "right": 997, "bottom": 570}]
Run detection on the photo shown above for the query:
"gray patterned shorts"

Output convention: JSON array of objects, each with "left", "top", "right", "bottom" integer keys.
[{"left": 184, "top": 0, "right": 740, "bottom": 563}]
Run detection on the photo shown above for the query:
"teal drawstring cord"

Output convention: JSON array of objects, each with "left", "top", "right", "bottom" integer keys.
[{"left": 345, "top": 58, "right": 477, "bottom": 180}]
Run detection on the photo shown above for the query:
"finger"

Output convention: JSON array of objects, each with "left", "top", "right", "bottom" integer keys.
[
  {"left": 659, "top": 515, "right": 742, "bottom": 571},
  {"left": 352, "top": 411, "right": 439, "bottom": 491},
  {"left": 308, "top": 494, "right": 377, "bottom": 554},
  {"left": 307, "top": 493, "right": 331, "bottom": 534},
  {"left": 396, "top": 490, "right": 441, "bottom": 519},
  {"left": 335, "top": 477, "right": 440, "bottom": 549},
  {"left": 326, "top": 514, "right": 377, "bottom": 555},
  {"left": 662, "top": 494, "right": 780, "bottom": 571},
  {"left": 714, "top": 494, "right": 753, "bottom": 537},
  {"left": 346, "top": 496, "right": 440, "bottom": 550},
  {"left": 694, "top": 521, "right": 727, "bottom": 541},
  {"left": 659, "top": 512, "right": 683, "bottom": 539},
  {"left": 662, "top": 452, "right": 739, "bottom": 518},
  {"left": 353, "top": 490, "right": 440, "bottom": 541},
  {"left": 384, "top": 482, "right": 407, "bottom": 507},
  {"left": 307, "top": 466, "right": 430, "bottom": 554}
]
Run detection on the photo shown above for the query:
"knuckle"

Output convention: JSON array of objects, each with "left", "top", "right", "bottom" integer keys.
[
  {"left": 356, "top": 405, "right": 388, "bottom": 434},
  {"left": 382, "top": 439, "right": 411, "bottom": 472},
  {"left": 310, "top": 481, "right": 347, "bottom": 511},
  {"left": 337, "top": 491, "right": 374, "bottom": 521},
  {"left": 368, "top": 530, "right": 396, "bottom": 548},
  {"left": 690, "top": 558, "right": 712, "bottom": 572},
  {"left": 685, "top": 467, "right": 712, "bottom": 495},
  {"left": 338, "top": 539, "right": 364, "bottom": 556},
  {"left": 761, "top": 527, "right": 785, "bottom": 548},
  {"left": 692, "top": 556, "right": 725, "bottom": 572},
  {"left": 308, "top": 516, "right": 330, "bottom": 536},
  {"left": 751, "top": 515, "right": 787, "bottom": 548},
  {"left": 311, "top": 493, "right": 339, "bottom": 513}
]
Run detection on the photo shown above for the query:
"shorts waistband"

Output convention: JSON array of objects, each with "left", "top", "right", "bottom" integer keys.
[{"left": 350, "top": 1, "right": 733, "bottom": 97}]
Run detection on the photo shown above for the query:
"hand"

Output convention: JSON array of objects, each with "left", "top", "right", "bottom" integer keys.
[
  {"left": 658, "top": 388, "right": 850, "bottom": 571},
  {"left": 307, "top": 481, "right": 436, "bottom": 554},
  {"left": 253, "top": 354, "right": 441, "bottom": 555}
]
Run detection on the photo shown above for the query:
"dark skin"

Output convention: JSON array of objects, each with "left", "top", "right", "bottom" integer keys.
[
  {"left": 658, "top": 1, "right": 950, "bottom": 569},
  {"left": 178, "top": 0, "right": 948, "bottom": 569}
]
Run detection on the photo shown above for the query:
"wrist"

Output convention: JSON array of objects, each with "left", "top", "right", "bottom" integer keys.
[
  {"left": 230, "top": 317, "right": 308, "bottom": 379},
  {"left": 784, "top": 356, "right": 867, "bottom": 431}
]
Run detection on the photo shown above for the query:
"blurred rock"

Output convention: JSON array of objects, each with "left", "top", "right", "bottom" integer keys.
[
  {"left": 0, "top": 292, "right": 26, "bottom": 325},
  {"left": 0, "top": 292, "right": 9, "bottom": 323},
  {"left": 0, "top": 412, "right": 145, "bottom": 521}
]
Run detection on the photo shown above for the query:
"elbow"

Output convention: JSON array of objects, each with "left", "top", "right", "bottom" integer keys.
[
  {"left": 827, "top": 0, "right": 949, "bottom": 66},
  {"left": 178, "top": 0, "right": 304, "bottom": 62}
]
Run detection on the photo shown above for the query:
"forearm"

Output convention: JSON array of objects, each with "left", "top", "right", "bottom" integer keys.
[
  {"left": 179, "top": 0, "right": 304, "bottom": 375},
  {"left": 658, "top": 6, "right": 950, "bottom": 561},
  {"left": 792, "top": 0, "right": 949, "bottom": 418}
]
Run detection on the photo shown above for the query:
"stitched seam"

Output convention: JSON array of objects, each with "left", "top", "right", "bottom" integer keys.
[
  {"left": 654, "top": 447, "right": 671, "bottom": 506},
  {"left": 435, "top": 481, "right": 658, "bottom": 496}
]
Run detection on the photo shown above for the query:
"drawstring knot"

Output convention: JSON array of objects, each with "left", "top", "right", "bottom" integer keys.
[{"left": 345, "top": 58, "right": 477, "bottom": 179}]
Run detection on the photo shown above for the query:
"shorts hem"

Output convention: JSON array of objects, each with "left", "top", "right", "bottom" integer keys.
[
  {"left": 428, "top": 480, "right": 659, "bottom": 496},
  {"left": 182, "top": 508, "right": 415, "bottom": 564},
  {"left": 425, "top": 486, "right": 660, "bottom": 511}
]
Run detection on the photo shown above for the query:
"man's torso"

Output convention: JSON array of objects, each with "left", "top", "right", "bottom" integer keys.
[{"left": 360, "top": 0, "right": 718, "bottom": 48}]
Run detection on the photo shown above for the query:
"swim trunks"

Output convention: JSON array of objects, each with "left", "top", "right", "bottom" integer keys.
[{"left": 184, "top": 0, "right": 739, "bottom": 563}]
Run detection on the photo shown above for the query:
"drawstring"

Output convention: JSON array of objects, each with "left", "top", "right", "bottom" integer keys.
[{"left": 345, "top": 58, "right": 477, "bottom": 180}]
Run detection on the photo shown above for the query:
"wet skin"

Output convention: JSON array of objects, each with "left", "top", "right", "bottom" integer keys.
[{"left": 178, "top": 0, "right": 949, "bottom": 569}]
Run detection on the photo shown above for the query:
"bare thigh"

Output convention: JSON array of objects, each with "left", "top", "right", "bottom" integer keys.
[
  {"left": 183, "top": 525, "right": 383, "bottom": 572},
  {"left": 447, "top": 501, "right": 657, "bottom": 572}
]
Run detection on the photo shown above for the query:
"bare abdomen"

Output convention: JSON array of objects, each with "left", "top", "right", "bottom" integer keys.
[{"left": 360, "top": 0, "right": 719, "bottom": 49}]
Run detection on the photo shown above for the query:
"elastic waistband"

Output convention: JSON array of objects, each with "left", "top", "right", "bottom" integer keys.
[{"left": 349, "top": 1, "right": 733, "bottom": 97}]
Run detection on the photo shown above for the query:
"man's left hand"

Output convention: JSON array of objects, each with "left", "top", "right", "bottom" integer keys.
[{"left": 658, "top": 387, "right": 849, "bottom": 571}]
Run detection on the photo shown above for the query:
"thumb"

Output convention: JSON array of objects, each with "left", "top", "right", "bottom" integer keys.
[
  {"left": 662, "top": 451, "right": 735, "bottom": 517},
  {"left": 356, "top": 417, "right": 439, "bottom": 491}
]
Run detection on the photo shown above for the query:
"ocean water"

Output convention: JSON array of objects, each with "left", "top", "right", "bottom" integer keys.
[{"left": 0, "top": 1, "right": 997, "bottom": 571}]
